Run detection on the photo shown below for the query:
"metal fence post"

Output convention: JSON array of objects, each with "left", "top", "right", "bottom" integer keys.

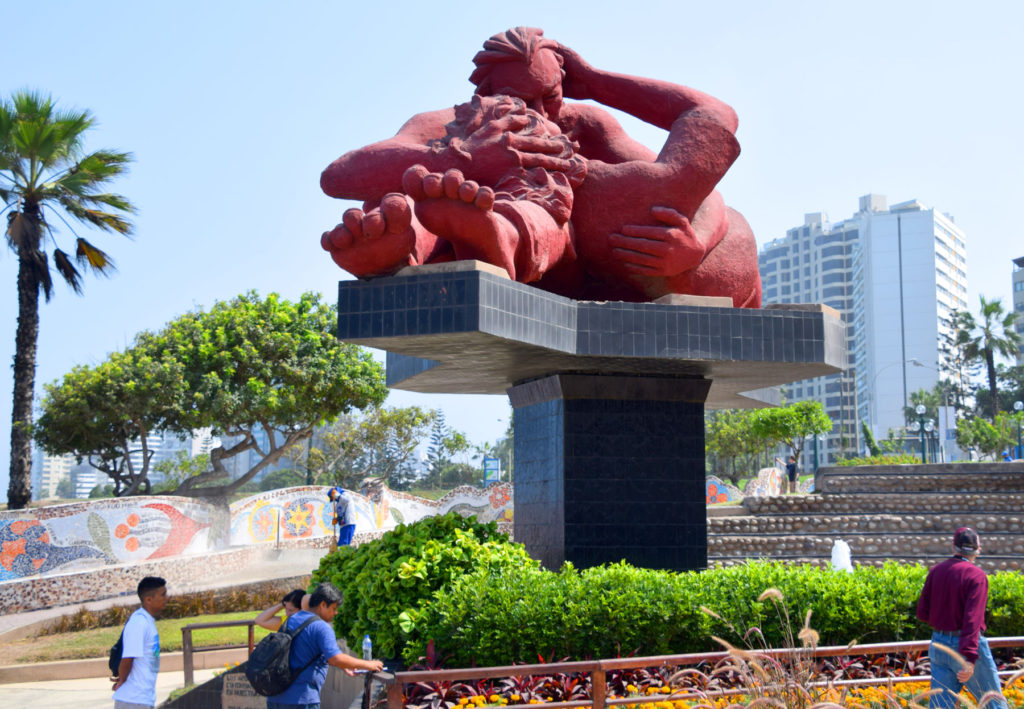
[{"left": 182, "top": 627, "right": 194, "bottom": 686}]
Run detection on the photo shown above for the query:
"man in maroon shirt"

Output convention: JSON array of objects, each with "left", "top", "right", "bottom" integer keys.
[{"left": 916, "top": 527, "right": 1007, "bottom": 708}]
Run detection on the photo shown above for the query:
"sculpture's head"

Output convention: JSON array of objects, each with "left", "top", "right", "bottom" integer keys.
[{"left": 470, "top": 27, "right": 564, "bottom": 120}]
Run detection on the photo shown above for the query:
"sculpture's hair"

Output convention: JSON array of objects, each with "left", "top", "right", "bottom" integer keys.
[
  {"left": 470, "top": 27, "right": 563, "bottom": 94},
  {"left": 433, "top": 95, "right": 585, "bottom": 224}
]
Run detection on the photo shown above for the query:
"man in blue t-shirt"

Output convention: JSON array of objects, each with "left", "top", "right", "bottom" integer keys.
[{"left": 267, "top": 582, "right": 383, "bottom": 708}]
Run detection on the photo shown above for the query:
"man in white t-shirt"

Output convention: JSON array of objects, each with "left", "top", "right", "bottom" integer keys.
[{"left": 112, "top": 576, "right": 168, "bottom": 709}]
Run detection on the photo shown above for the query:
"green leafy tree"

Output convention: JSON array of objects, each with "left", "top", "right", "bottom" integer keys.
[
  {"left": 258, "top": 468, "right": 306, "bottom": 491},
  {"left": 152, "top": 451, "right": 211, "bottom": 492},
  {"left": 939, "top": 309, "right": 980, "bottom": 416},
  {"left": 35, "top": 349, "right": 186, "bottom": 495},
  {"left": 55, "top": 473, "right": 75, "bottom": 499},
  {"left": 955, "top": 415, "right": 1014, "bottom": 460},
  {"left": 423, "top": 412, "right": 470, "bottom": 489},
  {"left": 961, "top": 296, "right": 1022, "bottom": 419},
  {"left": 35, "top": 292, "right": 387, "bottom": 498},
  {"left": 1, "top": 91, "right": 135, "bottom": 509},
  {"left": 305, "top": 406, "right": 437, "bottom": 490},
  {"left": 749, "top": 400, "right": 833, "bottom": 467},
  {"left": 705, "top": 409, "right": 767, "bottom": 485},
  {"left": 860, "top": 421, "right": 882, "bottom": 457}
]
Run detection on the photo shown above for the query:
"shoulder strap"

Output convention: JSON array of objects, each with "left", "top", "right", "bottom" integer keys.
[
  {"left": 285, "top": 615, "right": 319, "bottom": 638},
  {"left": 287, "top": 616, "right": 329, "bottom": 681}
]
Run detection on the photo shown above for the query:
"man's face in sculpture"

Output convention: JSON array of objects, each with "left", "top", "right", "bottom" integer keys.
[{"left": 483, "top": 48, "right": 564, "bottom": 120}]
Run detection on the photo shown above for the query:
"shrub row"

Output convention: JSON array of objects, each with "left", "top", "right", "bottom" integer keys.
[
  {"left": 405, "top": 560, "right": 1024, "bottom": 667},
  {"left": 315, "top": 516, "right": 1024, "bottom": 668}
]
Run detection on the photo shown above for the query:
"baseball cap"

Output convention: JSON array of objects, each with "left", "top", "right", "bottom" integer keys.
[{"left": 953, "top": 527, "right": 980, "bottom": 554}]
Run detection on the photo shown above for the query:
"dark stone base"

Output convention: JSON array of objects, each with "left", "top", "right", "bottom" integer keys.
[{"left": 509, "top": 374, "right": 711, "bottom": 572}]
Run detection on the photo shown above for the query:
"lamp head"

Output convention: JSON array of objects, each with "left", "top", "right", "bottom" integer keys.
[{"left": 915, "top": 404, "right": 926, "bottom": 416}]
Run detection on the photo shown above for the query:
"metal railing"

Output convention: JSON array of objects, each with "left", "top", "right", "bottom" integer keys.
[
  {"left": 384, "top": 636, "right": 1024, "bottom": 709},
  {"left": 180, "top": 618, "right": 256, "bottom": 685}
]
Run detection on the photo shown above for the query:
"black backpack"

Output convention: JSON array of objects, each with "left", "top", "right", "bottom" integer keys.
[
  {"left": 108, "top": 628, "right": 125, "bottom": 677},
  {"left": 245, "top": 615, "right": 320, "bottom": 696}
]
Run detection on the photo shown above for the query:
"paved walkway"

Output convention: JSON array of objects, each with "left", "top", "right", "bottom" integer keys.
[{"left": 0, "top": 667, "right": 219, "bottom": 706}]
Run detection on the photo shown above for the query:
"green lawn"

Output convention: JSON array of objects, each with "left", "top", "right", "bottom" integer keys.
[{"left": 1, "top": 611, "right": 273, "bottom": 664}]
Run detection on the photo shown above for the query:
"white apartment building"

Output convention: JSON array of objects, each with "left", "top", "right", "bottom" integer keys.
[
  {"left": 32, "top": 451, "right": 76, "bottom": 499},
  {"left": 759, "top": 194, "right": 969, "bottom": 464}
]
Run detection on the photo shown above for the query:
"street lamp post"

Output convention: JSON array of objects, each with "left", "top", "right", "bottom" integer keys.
[
  {"left": 909, "top": 403, "right": 934, "bottom": 464},
  {"left": 1014, "top": 401, "right": 1023, "bottom": 460}
]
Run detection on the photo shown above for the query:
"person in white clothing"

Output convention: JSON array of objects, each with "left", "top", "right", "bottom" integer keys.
[{"left": 112, "top": 576, "right": 168, "bottom": 709}]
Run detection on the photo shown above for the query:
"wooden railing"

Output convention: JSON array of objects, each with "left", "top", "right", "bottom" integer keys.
[
  {"left": 180, "top": 618, "right": 256, "bottom": 685},
  {"left": 384, "top": 636, "right": 1024, "bottom": 709}
]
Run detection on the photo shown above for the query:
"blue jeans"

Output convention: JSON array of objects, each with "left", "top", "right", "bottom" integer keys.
[
  {"left": 267, "top": 702, "right": 319, "bottom": 709},
  {"left": 929, "top": 632, "right": 1007, "bottom": 708},
  {"left": 337, "top": 523, "right": 355, "bottom": 546}
]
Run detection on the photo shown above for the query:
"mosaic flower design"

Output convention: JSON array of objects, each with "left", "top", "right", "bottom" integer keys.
[
  {"left": 249, "top": 503, "right": 276, "bottom": 543},
  {"left": 706, "top": 482, "right": 729, "bottom": 505},
  {"left": 281, "top": 500, "right": 314, "bottom": 538},
  {"left": 488, "top": 485, "right": 511, "bottom": 508}
]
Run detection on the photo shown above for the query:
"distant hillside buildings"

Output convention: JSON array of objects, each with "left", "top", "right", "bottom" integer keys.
[{"left": 758, "top": 194, "right": 968, "bottom": 465}]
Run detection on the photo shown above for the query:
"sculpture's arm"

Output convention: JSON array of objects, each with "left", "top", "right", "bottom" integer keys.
[
  {"left": 555, "top": 43, "right": 738, "bottom": 135},
  {"left": 321, "top": 108, "right": 581, "bottom": 202}
]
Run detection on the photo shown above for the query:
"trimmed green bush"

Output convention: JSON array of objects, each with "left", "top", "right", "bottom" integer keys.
[
  {"left": 310, "top": 512, "right": 535, "bottom": 658},
  {"left": 835, "top": 453, "right": 922, "bottom": 466},
  {"left": 405, "top": 560, "right": 1022, "bottom": 667}
]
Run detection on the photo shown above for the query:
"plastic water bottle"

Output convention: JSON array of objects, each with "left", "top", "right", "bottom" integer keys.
[{"left": 362, "top": 634, "right": 372, "bottom": 660}]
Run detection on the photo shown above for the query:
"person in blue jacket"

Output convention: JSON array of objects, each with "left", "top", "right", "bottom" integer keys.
[{"left": 328, "top": 487, "right": 356, "bottom": 546}]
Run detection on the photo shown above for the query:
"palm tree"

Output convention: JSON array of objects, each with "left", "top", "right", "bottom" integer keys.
[
  {"left": 1, "top": 91, "right": 134, "bottom": 509},
  {"left": 962, "top": 295, "right": 1023, "bottom": 419}
]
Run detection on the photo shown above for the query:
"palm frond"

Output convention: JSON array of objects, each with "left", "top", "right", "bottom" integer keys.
[
  {"left": 56, "top": 198, "right": 133, "bottom": 235},
  {"left": 52, "top": 248, "right": 83, "bottom": 293},
  {"left": 75, "top": 237, "right": 117, "bottom": 273},
  {"left": 6, "top": 210, "right": 42, "bottom": 250}
]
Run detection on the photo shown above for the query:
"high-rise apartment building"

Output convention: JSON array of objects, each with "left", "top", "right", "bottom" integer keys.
[
  {"left": 31, "top": 450, "right": 76, "bottom": 499},
  {"left": 759, "top": 195, "right": 968, "bottom": 464},
  {"left": 1014, "top": 256, "right": 1024, "bottom": 364}
]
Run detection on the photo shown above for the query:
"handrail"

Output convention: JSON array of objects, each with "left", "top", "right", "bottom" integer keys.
[
  {"left": 181, "top": 618, "right": 256, "bottom": 685},
  {"left": 385, "top": 636, "right": 1024, "bottom": 709}
]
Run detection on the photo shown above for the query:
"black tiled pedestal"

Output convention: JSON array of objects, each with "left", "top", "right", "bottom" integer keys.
[{"left": 335, "top": 262, "right": 846, "bottom": 572}]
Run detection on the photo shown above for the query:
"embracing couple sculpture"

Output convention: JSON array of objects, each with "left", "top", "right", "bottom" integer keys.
[{"left": 320, "top": 27, "right": 761, "bottom": 307}]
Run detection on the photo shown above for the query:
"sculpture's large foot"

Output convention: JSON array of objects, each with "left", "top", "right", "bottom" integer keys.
[
  {"left": 402, "top": 165, "right": 519, "bottom": 279},
  {"left": 321, "top": 194, "right": 419, "bottom": 276}
]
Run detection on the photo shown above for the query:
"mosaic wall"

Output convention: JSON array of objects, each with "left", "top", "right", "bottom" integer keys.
[
  {"left": 228, "top": 483, "right": 514, "bottom": 546},
  {"left": 704, "top": 476, "right": 742, "bottom": 504},
  {"left": 0, "top": 496, "right": 216, "bottom": 583},
  {"left": 0, "top": 483, "right": 514, "bottom": 586},
  {"left": 743, "top": 467, "right": 784, "bottom": 497}
]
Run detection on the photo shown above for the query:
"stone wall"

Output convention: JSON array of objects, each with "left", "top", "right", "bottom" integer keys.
[
  {"left": 743, "top": 493, "right": 1024, "bottom": 515},
  {"left": 0, "top": 545, "right": 266, "bottom": 613}
]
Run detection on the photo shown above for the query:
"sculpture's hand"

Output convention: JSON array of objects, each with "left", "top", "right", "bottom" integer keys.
[
  {"left": 553, "top": 42, "right": 597, "bottom": 100},
  {"left": 456, "top": 112, "right": 577, "bottom": 183},
  {"left": 608, "top": 206, "right": 705, "bottom": 276}
]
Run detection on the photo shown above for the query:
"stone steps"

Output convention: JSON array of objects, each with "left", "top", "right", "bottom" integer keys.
[
  {"left": 707, "top": 533, "right": 1024, "bottom": 557},
  {"left": 743, "top": 493, "right": 1024, "bottom": 515},
  {"left": 707, "top": 462, "right": 1024, "bottom": 573},
  {"left": 710, "top": 514, "right": 1024, "bottom": 535},
  {"left": 709, "top": 555, "right": 1022, "bottom": 573}
]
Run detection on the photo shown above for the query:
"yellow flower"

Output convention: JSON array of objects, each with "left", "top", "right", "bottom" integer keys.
[
  {"left": 488, "top": 695, "right": 500, "bottom": 703},
  {"left": 510, "top": 695, "right": 521, "bottom": 703}
]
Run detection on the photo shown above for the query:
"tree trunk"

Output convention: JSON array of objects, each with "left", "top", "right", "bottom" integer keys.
[
  {"left": 8, "top": 242, "right": 40, "bottom": 509},
  {"left": 987, "top": 350, "right": 999, "bottom": 419}
]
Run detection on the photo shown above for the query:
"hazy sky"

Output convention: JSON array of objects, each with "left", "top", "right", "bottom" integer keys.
[{"left": 3, "top": 1, "right": 1022, "bottom": 491}]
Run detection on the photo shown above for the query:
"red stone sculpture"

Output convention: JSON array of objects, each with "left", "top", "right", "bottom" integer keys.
[{"left": 320, "top": 28, "right": 761, "bottom": 307}]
